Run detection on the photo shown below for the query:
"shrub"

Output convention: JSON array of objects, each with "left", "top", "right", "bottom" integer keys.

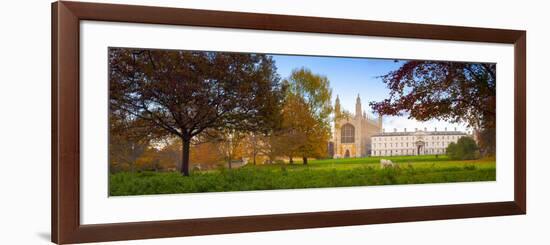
[
  {"left": 274, "top": 160, "right": 285, "bottom": 164},
  {"left": 446, "top": 137, "right": 479, "bottom": 160}
]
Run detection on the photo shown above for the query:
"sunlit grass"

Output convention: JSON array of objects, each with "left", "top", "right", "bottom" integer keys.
[{"left": 109, "top": 155, "right": 496, "bottom": 196}]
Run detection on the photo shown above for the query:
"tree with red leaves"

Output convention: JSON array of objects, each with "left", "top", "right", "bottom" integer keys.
[{"left": 370, "top": 61, "right": 496, "bottom": 154}]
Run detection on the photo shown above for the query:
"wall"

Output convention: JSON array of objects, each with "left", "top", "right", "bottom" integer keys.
[{"left": 0, "top": 0, "right": 547, "bottom": 244}]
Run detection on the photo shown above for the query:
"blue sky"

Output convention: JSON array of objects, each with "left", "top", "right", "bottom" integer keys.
[{"left": 271, "top": 54, "right": 469, "bottom": 132}]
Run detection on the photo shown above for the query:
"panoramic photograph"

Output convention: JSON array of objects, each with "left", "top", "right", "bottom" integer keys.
[{"left": 108, "top": 47, "right": 496, "bottom": 196}]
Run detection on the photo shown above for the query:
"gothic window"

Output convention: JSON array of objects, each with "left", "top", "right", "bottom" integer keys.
[{"left": 341, "top": 123, "right": 355, "bottom": 143}]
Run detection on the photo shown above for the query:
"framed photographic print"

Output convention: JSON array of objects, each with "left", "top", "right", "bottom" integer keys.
[{"left": 52, "top": 1, "right": 526, "bottom": 244}]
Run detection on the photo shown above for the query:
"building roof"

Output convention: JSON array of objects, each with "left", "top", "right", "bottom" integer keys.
[{"left": 372, "top": 131, "right": 468, "bottom": 137}]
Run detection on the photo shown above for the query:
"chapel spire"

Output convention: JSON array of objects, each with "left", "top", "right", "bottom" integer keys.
[
  {"left": 334, "top": 95, "right": 341, "bottom": 115},
  {"left": 334, "top": 95, "right": 341, "bottom": 127},
  {"left": 355, "top": 94, "right": 362, "bottom": 118}
]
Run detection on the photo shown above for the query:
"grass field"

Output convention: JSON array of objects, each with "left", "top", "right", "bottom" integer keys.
[{"left": 109, "top": 155, "right": 496, "bottom": 196}]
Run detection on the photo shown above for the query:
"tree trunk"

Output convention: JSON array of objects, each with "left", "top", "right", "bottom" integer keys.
[
  {"left": 180, "top": 137, "right": 190, "bottom": 176},
  {"left": 302, "top": 156, "right": 308, "bottom": 165},
  {"left": 253, "top": 152, "right": 257, "bottom": 165},
  {"left": 289, "top": 156, "right": 293, "bottom": 164}
]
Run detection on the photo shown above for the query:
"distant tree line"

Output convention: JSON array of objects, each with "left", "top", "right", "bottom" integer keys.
[{"left": 446, "top": 137, "right": 479, "bottom": 160}]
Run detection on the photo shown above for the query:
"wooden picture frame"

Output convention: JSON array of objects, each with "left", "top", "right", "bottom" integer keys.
[{"left": 51, "top": 1, "right": 526, "bottom": 244}]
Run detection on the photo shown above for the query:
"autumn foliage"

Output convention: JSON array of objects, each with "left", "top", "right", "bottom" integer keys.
[
  {"left": 109, "top": 48, "right": 284, "bottom": 175},
  {"left": 108, "top": 49, "right": 333, "bottom": 175},
  {"left": 370, "top": 61, "right": 496, "bottom": 154}
]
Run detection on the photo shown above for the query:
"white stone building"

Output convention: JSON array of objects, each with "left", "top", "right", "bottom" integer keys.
[{"left": 371, "top": 127, "right": 469, "bottom": 156}]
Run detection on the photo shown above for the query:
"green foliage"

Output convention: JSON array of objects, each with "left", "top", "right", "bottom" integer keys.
[
  {"left": 110, "top": 155, "right": 495, "bottom": 196},
  {"left": 284, "top": 67, "right": 333, "bottom": 125},
  {"left": 446, "top": 137, "right": 480, "bottom": 160},
  {"left": 279, "top": 68, "right": 333, "bottom": 161}
]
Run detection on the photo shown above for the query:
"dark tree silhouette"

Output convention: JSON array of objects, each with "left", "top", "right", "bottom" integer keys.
[
  {"left": 370, "top": 61, "right": 496, "bottom": 154},
  {"left": 109, "top": 48, "right": 283, "bottom": 176}
]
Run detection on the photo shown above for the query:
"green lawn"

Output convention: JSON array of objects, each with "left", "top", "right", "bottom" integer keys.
[{"left": 109, "top": 155, "right": 496, "bottom": 196}]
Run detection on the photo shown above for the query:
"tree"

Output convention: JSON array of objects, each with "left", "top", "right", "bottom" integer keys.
[
  {"left": 257, "top": 134, "right": 281, "bottom": 164},
  {"left": 370, "top": 61, "right": 496, "bottom": 154},
  {"left": 135, "top": 147, "right": 162, "bottom": 171},
  {"left": 297, "top": 126, "right": 330, "bottom": 164},
  {"left": 108, "top": 134, "right": 147, "bottom": 173},
  {"left": 189, "top": 141, "right": 223, "bottom": 169},
  {"left": 283, "top": 68, "right": 332, "bottom": 164},
  {"left": 275, "top": 94, "right": 312, "bottom": 163},
  {"left": 446, "top": 137, "right": 479, "bottom": 160},
  {"left": 215, "top": 129, "right": 246, "bottom": 169},
  {"left": 108, "top": 112, "right": 149, "bottom": 172},
  {"left": 243, "top": 132, "right": 266, "bottom": 165},
  {"left": 155, "top": 138, "right": 181, "bottom": 171},
  {"left": 109, "top": 48, "right": 283, "bottom": 176}
]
